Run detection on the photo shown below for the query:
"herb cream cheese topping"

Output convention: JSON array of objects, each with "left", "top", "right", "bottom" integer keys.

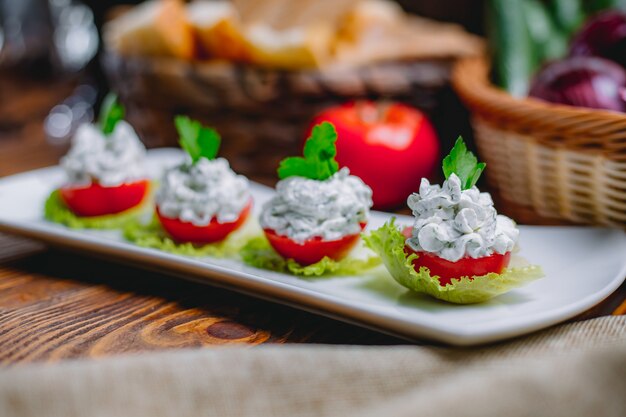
[
  {"left": 61, "top": 121, "right": 146, "bottom": 187},
  {"left": 156, "top": 157, "right": 250, "bottom": 226},
  {"left": 406, "top": 173, "right": 518, "bottom": 262},
  {"left": 260, "top": 168, "right": 372, "bottom": 243}
]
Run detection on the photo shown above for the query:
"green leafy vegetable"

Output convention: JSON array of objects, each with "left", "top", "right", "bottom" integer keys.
[
  {"left": 442, "top": 137, "right": 486, "bottom": 190},
  {"left": 277, "top": 122, "right": 339, "bottom": 180},
  {"left": 486, "top": 0, "right": 534, "bottom": 96},
  {"left": 99, "top": 93, "right": 125, "bottom": 136},
  {"left": 44, "top": 189, "right": 147, "bottom": 229},
  {"left": 522, "top": 0, "right": 568, "bottom": 62},
  {"left": 240, "top": 236, "right": 380, "bottom": 277},
  {"left": 549, "top": 0, "right": 584, "bottom": 35},
  {"left": 124, "top": 216, "right": 256, "bottom": 257},
  {"left": 175, "top": 116, "right": 221, "bottom": 164},
  {"left": 584, "top": 0, "right": 626, "bottom": 13},
  {"left": 363, "top": 219, "right": 543, "bottom": 304}
]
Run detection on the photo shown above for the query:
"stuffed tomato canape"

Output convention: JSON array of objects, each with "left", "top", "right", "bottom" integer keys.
[
  {"left": 259, "top": 122, "right": 373, "bottom": 265},
  {"left": 155, "top": 116, "right": 251, "bottom": 244},
  {"left": 402, "top": 173, "right": 517, "bottom": 284},
  {"left": 364, "top": 138, "right": 543, "bottom": 304},
  {"left": 58, "top": 95, "right": 149, "bottom": 217}
]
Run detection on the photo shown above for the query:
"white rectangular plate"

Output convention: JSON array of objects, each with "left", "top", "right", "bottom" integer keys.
[{"left": 1, "top": 149, "right": 625, "bottom": 345}]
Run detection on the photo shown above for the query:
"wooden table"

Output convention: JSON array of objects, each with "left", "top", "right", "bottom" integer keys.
[{"left": 1, "top": 74, "right": 624, "bottom": 365}]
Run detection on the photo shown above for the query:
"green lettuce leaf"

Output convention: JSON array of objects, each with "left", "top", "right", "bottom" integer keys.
[
  {"left": 240, "top": 236, "right": 380, "bottom": 277},
  {"left": 44, "top": 189, "right": 147, "bottom": 229},
  {"left": 277, "top": 122, "right": 339, "bottom": 181},
  {"left": 123, "top": 216, "right": 258, "bottom": 258},
  {"left": 363, "top": 219, "right": 543, "bottom": 304}
]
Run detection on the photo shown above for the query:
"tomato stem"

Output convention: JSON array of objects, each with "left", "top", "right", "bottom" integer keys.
[{"left": 355, "top": 100, "right": 392, "bottom": 124}]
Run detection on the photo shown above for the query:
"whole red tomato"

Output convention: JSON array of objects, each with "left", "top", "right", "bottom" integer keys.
[{"left": 309, "top": 101, "right": 440, "bottom": 209}]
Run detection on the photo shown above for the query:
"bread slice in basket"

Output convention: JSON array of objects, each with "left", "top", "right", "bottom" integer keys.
[
  {"left": 105, "top": 0, "right": 195, "bottom": 59},
  {"left": 104, "top": 0, "right": 483, "bottom": 69},
  {"left": 186, "top": 0, "right": 250, "bottom": 61},
  {"left": 187, "top": 0, "right": 332, "bottom": 68}
]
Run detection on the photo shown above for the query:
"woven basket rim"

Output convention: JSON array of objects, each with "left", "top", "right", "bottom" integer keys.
[
  {"left": 452, "top": 56, "right": 626, "bottom": 122},
  {"left": 452, "top": 56, "right": 626, "bottom": 161}
]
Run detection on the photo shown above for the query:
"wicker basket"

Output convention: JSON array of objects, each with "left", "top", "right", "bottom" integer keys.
[
  {"left": 452, "top": 57, "right": 626, "bottom": 228},
  {"left": 103, "top": 52, "right": 467, "bottom": 185}
]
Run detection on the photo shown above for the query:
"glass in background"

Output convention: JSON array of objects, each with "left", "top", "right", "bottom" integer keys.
[{"left": 0, "top": 0, "right": 98, "bottom": 146}]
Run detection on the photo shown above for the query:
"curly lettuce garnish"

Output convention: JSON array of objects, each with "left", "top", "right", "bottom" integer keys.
[
  {"left": 124, "top": 216, "right": 258, "bottom": 258},
  {"left": 44, "top": 189, "right": 147, "bottom": 229},
  {"left": 277, "top": 122, "right": 339, "bottom": 181},
  {"left": 363, "top": 219, "right": 543, "bottom": 304},
  {"left": 240, "top": 235, "right": 380, "bottom": 277}
]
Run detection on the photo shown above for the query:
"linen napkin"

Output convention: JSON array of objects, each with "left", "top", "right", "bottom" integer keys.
[{"left": 0, "top": 315, "right": 624, "bottom": 417}]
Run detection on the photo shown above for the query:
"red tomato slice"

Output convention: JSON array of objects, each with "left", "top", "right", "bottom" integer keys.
[
  {"left": 156, "top": 201, "right": 252, "bottom": 244},
  {"left": 263, "top": 223, "right": 366, "bottom": 266},
  {"left": 401, "top": 226, "right": 511, "bottom": 285},
  {"left": 60, "top": 179, "right": 149, "bottom": 217}
]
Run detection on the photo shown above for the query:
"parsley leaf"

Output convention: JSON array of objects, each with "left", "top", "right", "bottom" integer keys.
[
  {"left": 174, "top": 116, "right": 221, "bottom": 164},
  {"left": 277, "top": 122, "right": 339, "bottom": 180},
  {"left": 98, "top": 93, "right": 125, "bottom": 135},
  {"left": 442, "top": 137, "right": 486, "bottom": 189}
]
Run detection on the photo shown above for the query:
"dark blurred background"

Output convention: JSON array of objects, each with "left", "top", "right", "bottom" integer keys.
[
  {"left": 0, "top": 0, "right": 482, "bottom": 176},
  {"left": 85, "top": 0, "right": 486, "bottom": 32},
  {"left": 0, "top": 0, "right": 483, "bottom": 82},
  {"left": 79, "top": 0, "right": 485, "bottom": 33}
]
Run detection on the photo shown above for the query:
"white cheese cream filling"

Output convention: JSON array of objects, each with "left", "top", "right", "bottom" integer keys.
[
  {"left": 61, "top": 121, "right": 147, "bottom": 187},
  {"left": 406, "top": 173, "right": 519, "bottom": 262},
  {"left": 260, "top": 168, "right": 373, "bottom": 244},
  {"left": 156, "top": 158, "right": 251, "bottom": 226}
]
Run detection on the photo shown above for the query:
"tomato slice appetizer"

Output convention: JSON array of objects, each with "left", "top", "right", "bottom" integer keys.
[
  {"left": 401, "top": 226, "right": 511, "bottom": 285},
  {"left": 60, "top": 179, "right": 149, "bottom": 217},
  {"left": 263, "top": 223, "right": 366, "bottom": 265},
  {"left": 156, "top": 201, "right": 252, "bottom": 244}
]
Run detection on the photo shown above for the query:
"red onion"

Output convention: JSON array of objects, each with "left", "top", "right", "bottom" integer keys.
[
  {"left": 529, "top": 56, "right": 626, "bottom": 112},
  {"left": 570, "top": 11, "right": 626, "bottom": 68}
]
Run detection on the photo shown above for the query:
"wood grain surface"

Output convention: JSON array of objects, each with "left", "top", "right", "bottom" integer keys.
[
  {"left": 0, "top": 71, "right": 624, "bottom": 365},
  {"left": 0, "top": 236, "right": 401, "bottom": 365}
]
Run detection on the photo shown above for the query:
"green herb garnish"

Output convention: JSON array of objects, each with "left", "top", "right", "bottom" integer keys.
[
  {"left": 442, "top": 137, "right": 486, "bottom": 190},
  {"left": 175, "top": 116, "right": 221, "bottom": 164},
  {"left": 277, "top": 121, "right": 339, "bottom": 181},
  {"left": 99, "top": 93, "right": 125, "bottom": 135}
]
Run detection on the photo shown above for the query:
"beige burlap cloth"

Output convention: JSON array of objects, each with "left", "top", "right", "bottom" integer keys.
[{"left": 1, "top": 316, "right": 625, "bottom": 417}]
